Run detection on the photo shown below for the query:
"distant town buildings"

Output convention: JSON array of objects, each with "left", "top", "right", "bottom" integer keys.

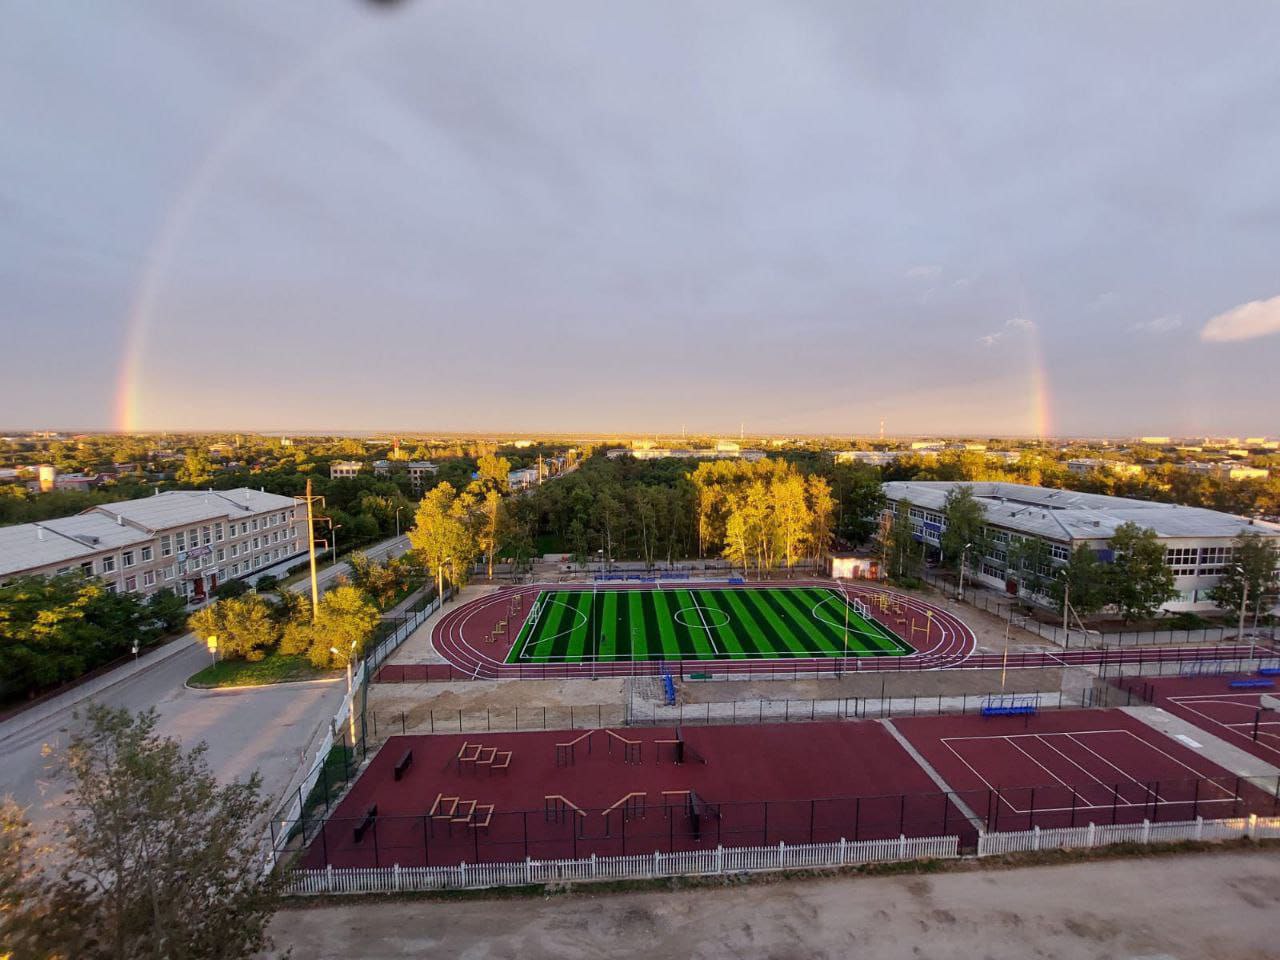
[
  {"left": 329, "top": 460, "right": 363, "bottom": 480},
  {"left": 1179, "top": 462, "right": 1270, "bottom": 482},
  {"left": 1066, "top": 458, "right": 1144, "bottom": 478},
  {"left": 0, "top": 488, "right": 305, "bottom": 602},
  {"left": 605, "top": 441, "right": 766, "bottom": 463}
]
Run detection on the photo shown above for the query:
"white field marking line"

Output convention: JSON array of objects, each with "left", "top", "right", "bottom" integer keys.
[
  {"left": 1068, "top": 729, "right": 1240, "bottom": 797},
  {"left": 517, "top": 597, "right": 591, "bottom": 661},
  {"left": 1162, "top": 699, "right": 1280, "bottom": 762},
  {"left": 810, "top": 591, "right": 908, "bottom": 653},
  {"left": 1005, "top": 738, "right": 1072, "bottom": 788},
  {"left": 683, "top": 589, "right": 722, "bottom": 656},
  {"left": 1028, "top": 734, "right": 1139, "bottom": 796}
]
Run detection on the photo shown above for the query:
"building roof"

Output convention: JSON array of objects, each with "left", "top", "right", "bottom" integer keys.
[
  {"left": 882, "top": 480, "right": 1280, "bottom": 542},
  {"left": 0, "top": 489, "right": 299, "bottom": 579}
]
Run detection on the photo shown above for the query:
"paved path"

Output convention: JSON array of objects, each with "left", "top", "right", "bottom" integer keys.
[
  {"left": 0, "top": 534, "right": 410, "bottom": 831},
  {"left": 267, "top": 849, "right": 1280, "bottom": 959}
]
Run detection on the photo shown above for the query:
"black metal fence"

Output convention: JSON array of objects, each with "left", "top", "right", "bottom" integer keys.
[{"left": 282, "top": 771, "right": 1280, "bottom": 870}]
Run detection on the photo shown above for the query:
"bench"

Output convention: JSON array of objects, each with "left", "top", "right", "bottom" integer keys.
[
  {"left": 662, "top": 674, "right": 677, "bottom": 706},
  {"left": 980, "top": 704, "right": 1038, "bottom": 717},
  {"left": 1229, "top": 679, "right": 1275, "bottom": 689},
  {"left": 1257, "top": 668, "right": 1280, "bottom": 677},
  {"left": 353, "top": 804, "right": 378, "bottom": 843},
  {"left": 393, "top": 749, "right": 413, "bottom": 782}
]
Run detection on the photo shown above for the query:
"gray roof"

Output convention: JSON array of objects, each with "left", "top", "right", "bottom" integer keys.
[
  {"left": 882, "top": 480, "right": 1280, "bottom": 542},
  {"left": 0, "top": 488, "right": 299, "bottom": 579}
]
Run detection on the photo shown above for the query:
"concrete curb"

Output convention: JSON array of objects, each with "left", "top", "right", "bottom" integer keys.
[{"left": 183, "top": 675, "right": 343, "bottom": 693}]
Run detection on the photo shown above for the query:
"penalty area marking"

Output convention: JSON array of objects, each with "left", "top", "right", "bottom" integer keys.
[{"left": 518, "top": 599, "right": 590, "bottom": 658}]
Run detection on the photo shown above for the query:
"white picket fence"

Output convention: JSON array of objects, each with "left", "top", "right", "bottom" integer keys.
[
  {"left": 975, "top": 813, "right": 1280, "bottom": 856},
  {"left": 286, "top": 834, "right": 959, "bottom": 894},
  {"left": 285, "top": 814, "right": 1280, "bottom": 895}
]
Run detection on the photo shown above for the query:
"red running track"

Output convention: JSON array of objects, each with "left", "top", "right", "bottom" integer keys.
[
  {"left": 376, "top": 580, "right": 1277, "bottom": 682},
  {"left": 892, "top": 708, "right": 1280, "bottom": 833},
  {"left": 299, "top": 720, "right": 973, "bottom": 868},
  {"left": 395, "top": 581, "right": 976, "bottom": 681}
]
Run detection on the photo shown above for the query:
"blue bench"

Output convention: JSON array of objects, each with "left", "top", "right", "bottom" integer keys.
[
  {"left": 1257, "top": 668, "right": 1280, "bottom": 677},
  {"left": 1229, "top": 679, "right": 1274, "bottom": 689},
  {"left": 981, "top": 704, "right": 1039, "bottom": 717},
  {"left": 662, "top": 673, "right": 677, "bottom": 706}
]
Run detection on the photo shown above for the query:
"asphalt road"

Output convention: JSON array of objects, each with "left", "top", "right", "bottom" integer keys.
[{"left": 0, "top": 534, "right": 411, "bottom": 832}]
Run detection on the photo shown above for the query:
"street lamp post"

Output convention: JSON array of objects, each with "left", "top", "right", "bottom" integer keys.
[
  {"left": 330, "top": 641, "right": 358, "bottom": 746},
  {"left": 956, "top": 543, "right": 972, "bottom": 600},
  {"left": 395, "top": 506, "right": 404, "bottom": 539}
]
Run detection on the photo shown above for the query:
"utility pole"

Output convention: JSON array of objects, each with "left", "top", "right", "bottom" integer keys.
[{"left": 299, "top": 478, "right": 325, "bottom": 622}]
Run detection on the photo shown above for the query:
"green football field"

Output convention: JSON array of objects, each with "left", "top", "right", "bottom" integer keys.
[{"left": 504, "top": 586, "right": 912, "bottom": 663}]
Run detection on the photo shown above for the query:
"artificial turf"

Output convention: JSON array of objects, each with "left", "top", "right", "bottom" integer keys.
[{"left": 504, "top": 586, "right": 912, "bottom": 663}]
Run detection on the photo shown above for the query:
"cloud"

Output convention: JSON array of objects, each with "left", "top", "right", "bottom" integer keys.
[
  {"left": 1132, "top": 315, "right": 1182, "bottom": 334},
  {"left": 905, "top": 265, "right": 941, "bottom": 281},
  {"left": 1201, "top": 295, "right": 1280, "bottom": 342},
  {"left": 979, "top": 317, "right": 1035, "bottom": 346}
]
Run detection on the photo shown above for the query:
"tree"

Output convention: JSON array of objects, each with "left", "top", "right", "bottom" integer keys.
[
  {"left": 1107, "top": 522, "right": 1178, "bottom": 621},
  {"left": 186, "top": 595, "right": 281, "bottom": 662},
  {"left": 1210, "top": 532, "right": 1280, "bottom": 626},
  {"left": 1048, "top": 544, "right": 1109, "bottom": 617},
  {"left": 939, "top": 485, "right": 987, "bottom": 569},
  {"left": 475, "top": 452, "right": 511, "bottom": 492},
  {"left": 12, "top": 706, "right": 282, "bottom": 959},
  {"left": 0, "top": 797, "right": 52, "bottom": 956},
  {"left": 280, "top": 584, "right": 379, "bottom": 668},
  {"left": 407, "top": 482, "right": 479, "bottom": 597},
  {"left": 1005, "top": 536, "right": 1052, "bottom": 598},
  {"left": 210, "top": 578, "right": 251, "bottom": 601},
  {"left": 176, "top": 449, "right": 214, "bottom": 485},
  {"left": 828, "top": 465, "right": 885, "bottom": 545},
  {"left": 882, "top": 500, "right": 918, "bottom": 579},
  {"left": 143, "top": 588, "right": 188, "bottom": 634},
  {"left": 477, "top": 488, "right": 504, "bottom": 579}
]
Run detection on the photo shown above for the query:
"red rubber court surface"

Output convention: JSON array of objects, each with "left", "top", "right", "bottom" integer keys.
[
  {"left": 1116, "top": 674, "right": 1280, "bottom": 768},
  {"left": 892, "top": 709, "right": 1279, "bottom": 833},
  {"left": 300, "top": 721, "right": 973, "bottom": 868}
]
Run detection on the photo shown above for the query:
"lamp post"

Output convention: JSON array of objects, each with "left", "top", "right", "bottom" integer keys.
[
  {"left": 330, "top": 641, "right": 358, "bottom": 745},
  {"left": 956, "top": 543, "right": 972, "bottom": 600},
  {"left": 395, "top": 506, "right": 404, "bottom": 539}
]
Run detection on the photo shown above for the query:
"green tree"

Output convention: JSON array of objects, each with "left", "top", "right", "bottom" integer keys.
[
  {"left": 143, "top": 587, "right": 188, "bottom": 633},
  {"left": 940, "top": 485, "right": 987, "bottom": 569},
  {"left": 407, "top": 482, "right": 479, "bottom": 596},
  {"left": 1210, "top": 531, "right": 1280, "bottom": 626},
  {"left": 176, "top": 449, "right": 215, "bottom": 485},
  {"left": 1048, "top": 544, "right": 1109, "bottom": 616},
  {"left": 882, "top": 500, "right": 918, "bottom": 579},
  {"left": 281, "top": 584, "right": 379, "bottom": 668},
  {"left": 828, "top": 465, "right": 886, "bottom": 545},
  {"left": 8, "top": 706, "right": 282, "bottom": 959},
  {"left": 186, "top": 595, "right": 281, "bottom": 662},
  {"left": 1107, "top": 522, "right": 1178, "bottom": 621},
  {"left": 1006, "top": 536, "right": 1052, "bottom": 598}
]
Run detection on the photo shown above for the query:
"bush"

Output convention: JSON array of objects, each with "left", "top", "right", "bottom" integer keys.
[
  {"left": 211, "top": 578, "right": 251, "bottom": 601},
  {"left": 1167, "top": 611, "right": 1211, "bottom": 630},
  {"left": 252, "top": 574, "right": 279, "bottom": 593}
]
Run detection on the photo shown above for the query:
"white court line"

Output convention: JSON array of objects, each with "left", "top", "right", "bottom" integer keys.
[{"left": 1163, "top": 698, "right": 1280, "bottom": 762}]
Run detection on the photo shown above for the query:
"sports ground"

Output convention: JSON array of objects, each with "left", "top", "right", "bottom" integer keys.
[{"left": 505, "top": 585, "right": 910, "bottom": 663}]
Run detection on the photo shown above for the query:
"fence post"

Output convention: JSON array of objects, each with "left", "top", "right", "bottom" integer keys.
[
  {"left": 525, "top": 856, "right": 532, "bottom": 884},
  {"left": 778, "top": 840, "right": 786, "bottom": 868},
  {"left": 898, "top": 834, "right": 906, "bottom": 859},
  {"left": 394, "top": 862, "right": 401, "bottom": 891},
  {"left": 1032, "top": 825, "right": 1041, "bottom": 851},
  {"left": 1086, "top": 822, "right": 1096, "bottom": 848},
  {"left": 591, "top": 853, "right": 598, "bottom": 878},
  {"left": 716, "top": 845, "right": 724, "bottom": 873},
  {"left": 460, "top": 861, "right": 468, "bottom": 888},
  {"left": 1249, "top": 813, "right": 1259, "bottom": 839},
  {"left": 1141, "top": 820, "right": 1151, "bottom": 845},
  {"left": 653, "top": 849, "right": 661, "bottom": 877},
  {"left": 838, "top": 837, "right": 847, "bottom": 865},
  {"left": 326, "top": 863, "right": 334, "bottom": 892},
  {"left": 1195, "top": 816, "right": 1204, "bottom": 841}
]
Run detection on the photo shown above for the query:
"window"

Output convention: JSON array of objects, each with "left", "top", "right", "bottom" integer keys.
[
  {"left": 104, "top": 583, "right": 117, "bottom": 594},
  {"left": 230, "top": 544, "right": 239, "bottom": 558},
  {"left": 175, "top": 532, "right": 186, "bottom": 552},
  {"left": 1049, "top": 543, "right": 1070, "bottom": 563},
  {"left": 163, "top": 566, "right": 173, "bottom": 581},
  {"left": 102, "top": 556, "right": 116, "bottom": 573},
  {"left": 214, "top": 523, "right": 224, "bottom": 542},
  {"left": 202, "top": 525, "right": 212, "bottom": 546},
  {"left": 143, "top": 570, "right": 156, "bottom": 587},
  {"left": 141, "top": 545, "right": 153, "bottom": 562},
  {"left": 124, "top": 576, "right": 137, "bottom": 592},
  {"left": 122, "top": 551, "right": 135, "bottom": 568},
  {"left": 252, "top": 537, "right": 260, "bottom": 550},
  {"left": 215, "top": 548, "right": 224, "bottom": 562},
  {"left": 1165, "top": 547, "right": 1198, "bottom": 577},
  {"left": 57, "top": 566, "right": 71, "bottom": 575},
  {"left": 160, "top": 535, "right": 172, "bottom": 557},
  {"left": 252, "top": 518, "right": 259, "bottom": 531}
]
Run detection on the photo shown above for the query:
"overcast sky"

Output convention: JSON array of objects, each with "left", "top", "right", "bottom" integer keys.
[{"left": 3, "top": 2, "right": 1279, "bottom": 437}]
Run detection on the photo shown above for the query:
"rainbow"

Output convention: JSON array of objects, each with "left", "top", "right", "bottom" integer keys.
[
  {"left": 1026, "top": 322, "right": 1052, "bottom": 439},
  {"left": 114, "top": 17, "right": 393, "bottom": 432}
]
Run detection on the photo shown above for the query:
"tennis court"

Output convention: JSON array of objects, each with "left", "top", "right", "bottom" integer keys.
[{"left": 505, "top": 585, "right": 912, "bottom": 663}]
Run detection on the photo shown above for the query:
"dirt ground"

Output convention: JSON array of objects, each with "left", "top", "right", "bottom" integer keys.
[
  {"left": 674, "top": 667, "right": 1064, "bottom": 704},
  {"left": 267, "top": 848, "right": 1280, "bottom": 959}
]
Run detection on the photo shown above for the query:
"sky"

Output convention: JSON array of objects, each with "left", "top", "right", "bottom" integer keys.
[{"left": 2, "top": 1, "right": 1279, "bottom": 438}]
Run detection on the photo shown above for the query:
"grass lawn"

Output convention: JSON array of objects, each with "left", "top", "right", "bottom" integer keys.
[
  {"left": 506, "top": 586, "right": 913, "bottom": 663},
  {"left": 187, "top": 652, "right": 338, "bottom": 688}
]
